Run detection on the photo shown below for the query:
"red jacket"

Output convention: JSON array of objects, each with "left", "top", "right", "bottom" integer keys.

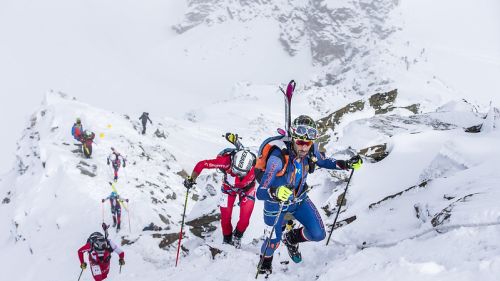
[
  {"left": 78, "top": 240, "right": 124, "bottom": 265},
  {"left": 193, "top": 153, "right": 255, "bottom": 194}
]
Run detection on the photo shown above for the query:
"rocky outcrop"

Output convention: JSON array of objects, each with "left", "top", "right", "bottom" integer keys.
[
  {"left": 431, "top": 193, "right": 477, "bottom": 228},
  {"left": 359, "top": 144, "right": 388, "bottom": 162},
  {"left": 369, "top": 180, "right": 430, "bottom": 210},
  {"left": 173, "top": 0, "right": 399, "bottom": 91},
  {"left": 186, "top": 212, "right": 220, "bottom": 238}
]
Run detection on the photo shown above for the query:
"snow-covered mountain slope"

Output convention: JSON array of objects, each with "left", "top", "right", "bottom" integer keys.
[
  {"left": 2, "top": 87, "right": 500, "bottom": 281},
  {"left": 2, "top": 0, "right": 499, "bottom": 174}
]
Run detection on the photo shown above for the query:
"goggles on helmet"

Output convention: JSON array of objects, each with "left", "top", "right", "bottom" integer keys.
[
  {"left": 291, "top": 125, "right": 318, "bottom": 140},
  {"left": 93, "top": 238, "right": 108, "bottom": 251}
]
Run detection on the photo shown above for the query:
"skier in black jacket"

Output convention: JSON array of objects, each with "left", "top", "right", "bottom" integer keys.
[{"left": 138, "top": 112, "right": 152, "bottom": 135}]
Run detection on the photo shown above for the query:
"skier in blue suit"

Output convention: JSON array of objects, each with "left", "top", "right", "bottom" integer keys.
[{"left": 255, "top": 115, "right": 362, "bottom": 275}]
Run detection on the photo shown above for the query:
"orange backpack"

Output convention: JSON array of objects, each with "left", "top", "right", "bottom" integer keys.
[{"left": 254, "top": 136, "right": 290, "bottom": 182}]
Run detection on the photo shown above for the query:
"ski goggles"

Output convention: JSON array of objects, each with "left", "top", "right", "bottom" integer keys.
[
  {"left": 293, "top": 139, "right": 313, "bottom": 146},
  {"left": 291, "top": 125, "right": 318, "bottom": 140}
]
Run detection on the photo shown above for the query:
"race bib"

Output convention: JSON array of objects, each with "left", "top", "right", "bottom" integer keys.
[
  {"left": 218, "top": 193, "right": 229, "bottom": 208},
  {"left": 91, "top": 264, "right": 102, "bottom": 275}
]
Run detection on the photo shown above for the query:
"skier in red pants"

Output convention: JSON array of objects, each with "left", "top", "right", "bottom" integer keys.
[
  {"left": 78, "top": 226, "right": 125, "bottom": 281},
  {"left": 184, "top": 133, "right": 257, "bottom": 248}
]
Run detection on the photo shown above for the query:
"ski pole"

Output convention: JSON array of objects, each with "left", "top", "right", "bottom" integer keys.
[
  {"left": 101, "top": 201, "right": 105, "bottom": 223},
  {"left": 77, "top": 268, "right": 83, "bottom": 281},
  {"left": 255, "top": 201, "right": 285, "bottom": 279},
  {"left": 119, "top": 264, "right": 122, "bottom": 274},
  {"left": 175, "top": 188, "right": 190, "bottom": 267},
  {"left": 326, "top": 169, "right": 355, "bottom": 246},
  {"left": 127, "top": 202, "right": 131, "bottom": 234}
]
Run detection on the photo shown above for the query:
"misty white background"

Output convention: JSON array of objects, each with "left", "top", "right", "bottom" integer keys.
[{"left": 1, "top": 0, "right": 499, "bottom": 174}]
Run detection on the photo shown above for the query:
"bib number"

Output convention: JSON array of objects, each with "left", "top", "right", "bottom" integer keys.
[
  {"left": 91, "top": 264, "right": 102, "bottom": 275},
  {"left": 218, "top": 193, "right": 229, "bottom": 208}
]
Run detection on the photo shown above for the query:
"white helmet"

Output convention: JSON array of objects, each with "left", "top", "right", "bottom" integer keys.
[{"left": 231, "top": 150, "right": 256, "bottom": 176}]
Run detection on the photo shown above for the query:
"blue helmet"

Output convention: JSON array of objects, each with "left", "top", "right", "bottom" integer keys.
[{"left": 110, "top": 191, "right": 118, "bottom": 198}]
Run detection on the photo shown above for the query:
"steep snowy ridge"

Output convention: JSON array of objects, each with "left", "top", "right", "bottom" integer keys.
[
  {"left": 0, "top": 91, "right": 199, "bottom": 280},
  {"left": 2, "top": 87, "right": 500, "bottom": 280}
]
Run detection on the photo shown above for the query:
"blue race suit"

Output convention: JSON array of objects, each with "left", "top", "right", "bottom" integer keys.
[{"left": 256, "top": 142, "right": 342, "bottom": 257}]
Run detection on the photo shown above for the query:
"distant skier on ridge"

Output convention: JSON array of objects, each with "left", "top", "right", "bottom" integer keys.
[
  {"left": 138, "top": 112, "right": 152, "bottom": 135},
  {"left": 71, "top": 118, "right": 83, "bottom": 141},
  {"left": 102, "top": 191, "right": 128, "bottom": 232},
  {"left": 107, "top": 147, "right": 126, "bottom": 181}
]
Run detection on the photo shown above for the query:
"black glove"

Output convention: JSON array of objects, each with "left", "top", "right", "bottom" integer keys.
[
  {"left": 119, "top": 259, "right": 125, "bottom": 266},
  {"left": 101, "top": 199, "right": 105, "bottom": 203},
  {"left": 123, "top": 162, "right": 126, "bottom": 168},
  {"left": 107, "top": 159, "right": 110, "bottom": 165},
  {"left": 335, "top": 160, "right": 349, "bottom": 170},
  {"left": 347, "top": 155, "right": 363, "bottom": 170},
  {"left": 183, "top": 177, "right": 196, "bottom": 189}
]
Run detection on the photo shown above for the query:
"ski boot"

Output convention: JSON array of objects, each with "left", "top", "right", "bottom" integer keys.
[
  {"left": 282, "top": 222, "right": 302, "bottom": 263},
  {"left": 112, "top": 217, "right": 117, "bottom": 228},
  {"left": 116, "top": 223, "right": 121, "bottom": 233},
  {"left": 257, "top": 255, "right": 273, "bottom": 276},
  {"left": 223, "top": 234, "right": 233, "bottom": 245},
  {"left": 232, "top": 229, "right": 243, "bottom": 249}
]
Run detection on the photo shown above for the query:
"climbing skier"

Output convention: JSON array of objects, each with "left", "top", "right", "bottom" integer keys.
[
  {"left": 81, "top": 130, "right": 95, "bottom": 158},
  {"left": 138, "top": 112, "right": 152, "bottom": 135},
  {"left": 255, "top": 115, "right": 362, "bottom": 275},
  {"left": 72, "top": 118, "right": 83, "bottom": 141},
  {"left": 183, "top": 133, "right": 257, "bottom": 248},
  {"left": 107, "top": 147, "right": 126, "bottom": 181},
  {"left": 102, "top": 192, "right": 128, "bottom": 232},
  {"left": 78, "top": 224, "right": 125, "bottom": 281}
]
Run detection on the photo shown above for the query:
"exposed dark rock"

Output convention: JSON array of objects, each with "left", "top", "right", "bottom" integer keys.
[
  {"left": 158, "top": 214, "right": 170, "bottom": 225},
  {"left": 359, "top": 144, "right": 388, "bottom": 162},
  {"left": 17, "top": 158, "right": 29, "bottom": 175},
  {"left": 443, "top": 194, "right": 455, "bottom": 200},
  {"left": 336, "top": 192, "right": 347, "bottom": 206},
  {"left": 464, "top": 124, "right": 482, "bottom": 133},
  {"left": 76, "top": 161, "right": 97, "bottom": 177},
  {"left": 166, "top": 192, "right": 177, "bottom": 200},
  {"left": 186, "top": 213, "right": 220, "bottom": 238},
  {"left": 325, "top": 215, "right": 357, "bottom": 230},
  {"left": 191, "top": 193, "right": 200, "bottom": 201},
  {"left": 153, "top": 232, "right": 179, "bottom": 249},
  {"left": 403, "top": 104, "right": 420, "bottom": 114},
  {"left": 431, "top": 193, "right": 477, "bottom": 228},
  {"left": 3, "top": 191, "right": 12, "bottom": 204},
  {"left": 368, "top": 90, "right": 398, "bottom": 114},
  {"left": 207, "top": 244, "right": 223, "bottom": 259},
  {"left": 143, "top": 222, "right": 163, "bottom": 231},
  {"left": 121, "top": 236, "right": 139, "bottom": 246},
  {"left": 414, "top": 203, "right": 431, "bottom": 222},
  {"left": 369, "top": 180, "right": 430, "bottom": 209},
  {"left": 317, "top": 99, "right": 366, "bottom": 136}
]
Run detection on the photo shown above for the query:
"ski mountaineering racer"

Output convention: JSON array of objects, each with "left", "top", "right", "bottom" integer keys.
[
  {"left": 102, "top": 191, "right": 129, "bottom": 232},
  {"left": 107, "top": 147, "right": 126, "bottom": 181},
  {"left": 183, "top": 133, "right": 257, "bottom": 248},
  {"left": 78, "top": 224, "right": 125, "bottom": 281},
  {"left": 255, "top": 115, "right": 362, "bottom": 275}
]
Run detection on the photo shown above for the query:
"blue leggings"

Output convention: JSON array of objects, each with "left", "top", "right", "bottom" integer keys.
[{"left": 260, "top": 196, "right": 325, "bottom": 257}]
